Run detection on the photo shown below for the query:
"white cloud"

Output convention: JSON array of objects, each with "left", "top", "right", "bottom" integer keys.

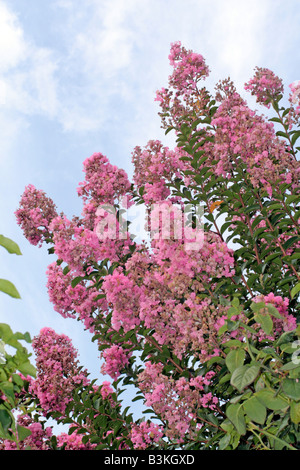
[
  {"left": 0, "top": 0, "right": 289, "bottom": 137},
  {"left": 2, "top": 49, "right": 59, "bottom": 117},
  {"left": 0, "top": 1, "right": 26, "bottom": 72},
  {"left": 50, "top": 0, "right": 153, "bottom": 132},
  {"left": 27, "top": 49, "right": 59, "bottom": 117},
  {"left": 73, "top": 0, "right": 136, "bottom": 75},
  {"left": 0, "top": 0, "right": 275, "bottom": 136},
  {"left": 0, "top": 1, "right": 60, "bottom": 163},
  {"left": 208, "top": 0, "right": 272, "bottom": 84}
]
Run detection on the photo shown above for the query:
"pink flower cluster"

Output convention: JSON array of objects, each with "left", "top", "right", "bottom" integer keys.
[
  {"left": 102, "top": 268, "right": 142, "bottom": 332},
  {"left": 99, "top": 380, "right": 115, "bottom": 400},
  {"left": 138, "top": 362, "right": 217, "bottom": 441},
  {"left": 100, "top": 344, "right": 132, "bottom": 380},
  {"left": 289, "top": 81, "right": 300, "bottom": 115},
  {"left": 77, "top": 152, "right": 133, "bottom": 227},
  {"left": 101, "top": 233, "right": 235, "bottom": 363},
  {"left": 244, "top": 67, "right": 284, "bottom": 107},
  {"left": 155, "top": 42, "right": 211, "bottom": 129},
  {"left": 48, "top": 213, "right": 133, "bottom": 278},
  {"left": 171, "top": 297, "right": 229, "bottom": 360},
  {"left": 132, "top": 140, "right": 190, "bottom": 205},
  {"left": 216, "top": 293, "right": 296, "bottom": 343},
  {"left": 30, "top": 327, "right": 90, "bottom": 415},
  {"left": 15, "top": 184, "right": 58, "bottom": 246},
  {"left": 168, "top": 41, "right": 210, "bottom": 97},
  {"left": 211, "top": 91, "right": 299, "bottom": 194},
  {"left": 46, "top": 262, "right": 108, "bottom": 331},
  {"left": 253, "top": 292, "right": 296, "bottom": 335},
  {"left": 49, "top": 215, "right": 103, "bottom": 276},
  {"left": 56, "top": 428, "right": 96, "bottom": 450},
  {"left": 0, "top": 415, "right": 52, "bottom": 450},
  {"left": 130, "top": 421, "right": 164, "bottom": 450}
]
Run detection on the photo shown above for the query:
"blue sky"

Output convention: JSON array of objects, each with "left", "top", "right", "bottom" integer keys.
[{"left": 0, "top": 0, "right": 300, "bottom": 422}]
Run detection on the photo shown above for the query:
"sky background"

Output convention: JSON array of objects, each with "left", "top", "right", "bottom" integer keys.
[{"left": 0, "top": 0, "right": 300, "bottom": 428}]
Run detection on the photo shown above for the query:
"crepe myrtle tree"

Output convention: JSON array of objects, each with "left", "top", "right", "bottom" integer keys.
[{"left": 3, "top": 41, "right": 300, "bottom": 450}]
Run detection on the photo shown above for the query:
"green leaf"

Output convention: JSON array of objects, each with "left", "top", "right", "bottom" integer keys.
[
  {"left": 220, "top": 221, "right": 233, "bottom": 236},
  {"left": 250, "top": 301, "right": 266, "bottom": 313},
  {"left": 0, "top": 409, "right": 12, "bottom": 434},
  {"left": 12, "top": 373, "right": 24, "bottom": 388},
  {"left": 71, "top": 276, "right": 84, "bottom": 288},
  {"left": 226, "top": 403, "right": 246, "bottom": 435},
  {"left": 165, "top": 126, "right": 174, "bottom": 135},
  {"left": 265, "top": 252, "right": 282, "bottom": 264},
  {"left": 286, "top": 194, "right": 300, "bottom": 204},
  {"left": 254, "top": 313, "right": 273, "bottom": 335},
  {"left": 276, "top": 130, "right": 289, "bottom": 139},
  {"left": 282, "top": 378, "right": 300, "bottom": 401},
  {"left": 0, "top": 279, "right": 21, "bottom": 299},
  {"left": 291, "top": 130, "right": 300, "bottom": 147},
  {"left": 266, "top": 202, "right": 283, "bottom": 211},
  {"left": 17, "top": 424, "right": 32, "bottom": 442},
  {"left": 225, "top": 349, "right": 246, "bottom": 373},
  {"left": 280, "top": 361, "right": 300, "bottom": 372},
  {"left": 231, "top": 297, "right": 240, "bottom": 308},
  {"left": 255, "top": 389, "right": 288, "bottom": 411},
  {"left": 290, "top": 401, "right": 300, "bottom": 424},
  {"left": 230, "top": 364, "right": 260, "bottom": 392},
  {"left": 282, "top": 235, "right": 300, "bottom": 251},
  {"left": 0, "top": 323, "right": 13, "bottom": 343},
  {"left": 0, "top": 381, "right": 15, "bottom": 406},
  {"left": 243, "top": 396, "right": 266, "bottom": 425},
  {"left": 291, "top": 283, "right": 300, "bottom": 299},
  {"left": 266, "top": 304, "right": 282, "bottom": 319},
  {"left": 244, "top": 204, "right": 260, "bottom": 214},
  {"left": 218, "top": 433, "right": 231, "bottom": 450},
  {"left": 0, "top": 235, "right": 22, "bottom": 255},
  {"left": 63, "top": 265, "right": 70, "bottom": 275},
  {"left": 18, "top": 361, "right": 36, "bottom": 378}
]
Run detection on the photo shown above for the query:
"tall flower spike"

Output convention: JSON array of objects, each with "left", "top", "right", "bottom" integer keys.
[
  {"left": 30, "top": 327, "right": 90, "bottom": 415},
  {"left": 244, "top": 67, "right": 284, "bottom": 107},
  {"left": 15, "top": 184, "right": 58, "bottom": 246}
]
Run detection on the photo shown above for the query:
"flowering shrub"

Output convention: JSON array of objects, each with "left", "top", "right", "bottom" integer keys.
[{"left": 1, "top": 41, "right": 300, "bottom": 450}]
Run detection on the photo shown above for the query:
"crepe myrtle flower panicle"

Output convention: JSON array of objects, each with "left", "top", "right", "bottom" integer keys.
[
  {"left": 138, "top": 362, "right": 218, "bottom": 441},
  {"left": 244, "top": 67, "right": 284, "bottom": 107},
  {"left": 46, "top": 262, "right": 108, "bottom": 332},
  {"left": 102, "top": 268, "right": 141, "bottom": 332},
  {"left": 211, "top": 89, "right": 299, "bottom": 192},
  {"left": 30, "top": 327, "right": 90, "bottom": 415},
  {"left": 49, "top": 215, "right": 103, "bottom": 276},
  {"left": 253, "top": 293, "right": 297, "bottom": 335},
  {"left": 0, "top": 415, "right": 53, "bottom": 450},
  {"left": 77, "top": 152, "right": 132, "bottom": 204},
  {"left": 15, "top": 184, "right": 58, "bottom": 246},
  {"left": 130, "top": 421, "right": 164, "bottom": 450},
  {"left": 99, "top": 380, "right": 114, "bottom": 399},
  {"left": 168, "top": 41, "right": 210, "bottom": 95},
  {"left": 155, "top": 42, "right": 211, "bottom": 129},
  {"left": 100, "top": 344, "right": 132, "bottom": 380},
  {"left": 56, "top": 428, "right": 96, "bottom": 450},
  {"left": 132, "top": 140, "right": 190, "bottom": 205},
  {"left": 289, "top": 80, "right": 300, "bottom": 116}
]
